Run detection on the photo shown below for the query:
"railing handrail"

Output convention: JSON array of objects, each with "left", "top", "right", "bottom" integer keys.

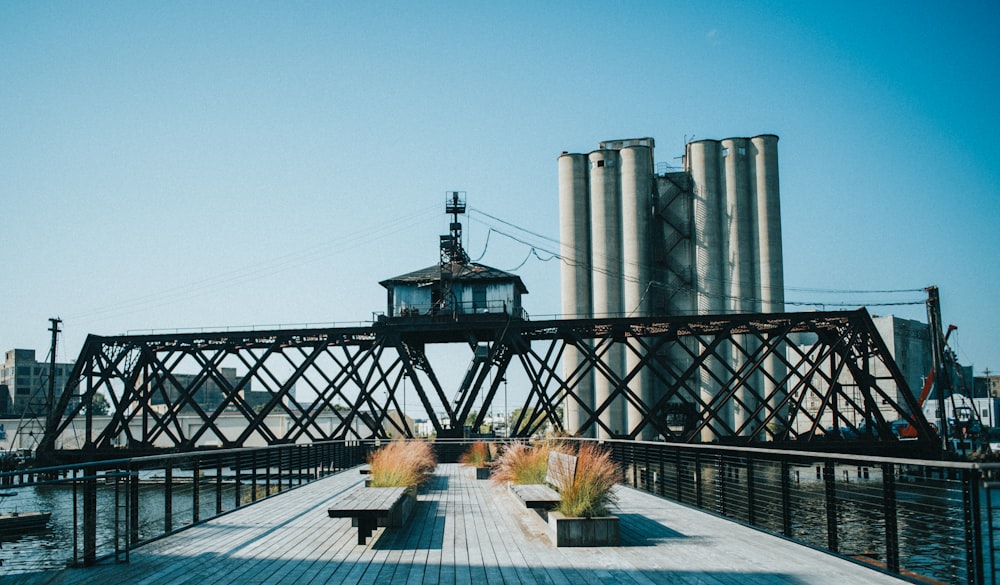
[
  {"left": 2, "top": 439, "right": 358, "bottom": 479},
  {"left": 577, "top": 437, "right": 1000, "bottom": 471}
]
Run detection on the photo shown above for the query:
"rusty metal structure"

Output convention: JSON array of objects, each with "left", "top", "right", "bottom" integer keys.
[{"left": 38, "top": 308, "right": 938, "bottom": 461}]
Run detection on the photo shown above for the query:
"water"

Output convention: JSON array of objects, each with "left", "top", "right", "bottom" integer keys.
[{"left": 0, "top": 475, "right": 249, "bottom": 575}]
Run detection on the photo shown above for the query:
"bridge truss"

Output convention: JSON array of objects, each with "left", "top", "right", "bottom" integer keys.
[{"left": 39, "top": 309, "right": 938, "bottom": 459}]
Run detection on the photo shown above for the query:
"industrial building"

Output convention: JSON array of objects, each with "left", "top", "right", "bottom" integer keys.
[
  {"left": 0, "top": 348, "right": 75, "bottom": 418},
  {"left": 790, "top": 315, "right": 934, "bottom": 435},
  {"left": 559, "top": 135, "right": 784, "bottom": 438},
  {"left": 141, "top": 367, "right": 271, "bottom": 415}
]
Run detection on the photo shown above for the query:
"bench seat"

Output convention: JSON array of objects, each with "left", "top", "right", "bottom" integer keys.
[
  {"left": 507, "top": 451, "right": 578, "bottom": 512},
  {"left": 510, "top": 483, "right": 561, "bottom": 510},
  {"left": 327, "top": 486, "right": 408, "bottom": 545}
]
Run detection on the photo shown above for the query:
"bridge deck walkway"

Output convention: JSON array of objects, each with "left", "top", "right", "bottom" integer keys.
[{"left": 20, "top": 463, "right": 909, "bottom": 585}]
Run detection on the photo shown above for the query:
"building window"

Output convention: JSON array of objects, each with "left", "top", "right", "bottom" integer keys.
[
  {"left": 722, "top": 147, "right": 729, "bottom": 157},
  {"left": 738, "top": 146, "right": 746, "bottom": 156},
  {"left": 472, "top": 285, "right": 487, "bottom": 312}
]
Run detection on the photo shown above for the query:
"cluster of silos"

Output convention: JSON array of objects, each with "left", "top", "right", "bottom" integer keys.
[{"left": 558, "top": 135, "right": 785, "bottom": 440}]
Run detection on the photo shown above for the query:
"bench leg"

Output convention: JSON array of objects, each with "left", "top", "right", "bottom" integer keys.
[{"left": 357, "top": 517, "right": 376, "bottom": 545}]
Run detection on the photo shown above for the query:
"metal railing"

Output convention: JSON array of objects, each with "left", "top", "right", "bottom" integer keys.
[
  {"left": 6, "top": 437, "right": 1000, "bottom": 585},
  {"left": 595, "top": 438, "right": 1000, "bottom": 585},
  {"left": 0, "top": 441, "right": 369, "bottom": 572}
]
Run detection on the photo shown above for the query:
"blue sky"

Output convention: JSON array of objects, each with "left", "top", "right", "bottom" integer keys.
[{"left": 2, "top": 1, "right": 998, "bottom": 386}]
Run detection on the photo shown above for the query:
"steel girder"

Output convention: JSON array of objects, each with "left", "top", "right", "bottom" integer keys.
[{"left": 38, "top": 309, "right": 938, "bottom": 457}]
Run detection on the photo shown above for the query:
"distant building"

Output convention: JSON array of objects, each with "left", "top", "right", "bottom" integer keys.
[
  {"left": 0, "top": 349, "right": 75, "bottom": 418},
  {"left": 792, "top": 315, "right": 933, "bottom": 433},
  {"left": 143, "top": 367, "right": 271, "bottom": 414},
  {"left": 870, "top": 315, "right": 934, "bottom": 398},
  {"left": 976, "top": 374, "right": 1000, "bottom": 398}
]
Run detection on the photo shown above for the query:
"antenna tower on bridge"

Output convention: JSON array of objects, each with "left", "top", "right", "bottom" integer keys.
[{"left": 440, "top": 191, "right": 469, "bottom": 264}]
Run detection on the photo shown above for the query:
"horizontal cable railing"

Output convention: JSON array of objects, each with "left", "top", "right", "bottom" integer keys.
[
  {"left": 594, "top": 438, "right": 1000, "bottom": 585},
  {"left": 0, "top": 441, "right": 370, "bottom": 572},
  {"left": 5, "top": 437, "right": 1000, "bottom": 585}
]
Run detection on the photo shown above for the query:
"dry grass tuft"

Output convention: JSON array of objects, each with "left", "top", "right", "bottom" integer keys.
[
  {"left": 459, "top": 440, "right": 491, "bottom": 467},
  {"left": 491, "top": 441, "right": 551, "bottom": 485},
  {"left": 556, "top": 443, "right": 621, "bottom": 518},
  {"left": 367, "top": 440, "right": 437, "bottom": 488}
]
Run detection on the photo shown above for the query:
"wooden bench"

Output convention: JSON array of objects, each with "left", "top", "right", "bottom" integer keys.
[
  {"left": 509, "top": 451, "right": 578, "bottom": 511},
  {"left": 327, "top": 486, "right": 409, "bottom": 545},
  {"left": 510, "top": 483, "right": 561, "bottom": 509}
]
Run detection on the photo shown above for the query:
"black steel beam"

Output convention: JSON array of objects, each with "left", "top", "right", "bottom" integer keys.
[{"left": 37, "top": 309, "right": 939, "bottom": 461}]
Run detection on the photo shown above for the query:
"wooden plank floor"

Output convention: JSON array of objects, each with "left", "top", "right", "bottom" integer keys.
[{"left": 13, "top": 463, "right": 912, "bottom": 585}]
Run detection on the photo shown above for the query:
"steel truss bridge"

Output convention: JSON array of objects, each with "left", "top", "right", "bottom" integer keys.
[{"left": 39, "top": 309, "right": 938, "bottom": 460}]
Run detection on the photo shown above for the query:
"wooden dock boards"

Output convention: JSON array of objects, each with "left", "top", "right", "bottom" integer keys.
[{"left": 20, "top": 462, "right": 915, "bottom": 585}]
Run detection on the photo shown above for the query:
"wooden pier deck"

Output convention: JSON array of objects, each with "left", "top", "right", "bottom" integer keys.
[{"left": 15, "top": 463, "right": 910, "bottom": 585}]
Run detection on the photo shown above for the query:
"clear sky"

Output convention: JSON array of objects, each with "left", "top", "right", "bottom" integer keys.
[{"left": 2, "top": 1, "right": 998, "bottom": 389}]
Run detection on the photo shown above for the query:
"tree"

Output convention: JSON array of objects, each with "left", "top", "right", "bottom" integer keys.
[
  {"left": 89, "top": 392, "right": 110, "bottom": 416},
  {"left": 509, "top": 407, "right": 537, "bottom": 435}
]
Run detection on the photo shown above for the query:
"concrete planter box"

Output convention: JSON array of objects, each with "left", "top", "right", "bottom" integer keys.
[
  {"left": 475, "top": 466, "right": 492, "bottom": 480},
  {"left": 548, "top": 511, "right": 620, "bottom": 547}
]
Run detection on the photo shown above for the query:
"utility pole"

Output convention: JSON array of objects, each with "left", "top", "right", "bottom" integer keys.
[
  {"left": 47, "top": 318, "right": 61, "bottom": 420},
  {"left": 925, "top": 287, "right": 951, "bottom": 453}
]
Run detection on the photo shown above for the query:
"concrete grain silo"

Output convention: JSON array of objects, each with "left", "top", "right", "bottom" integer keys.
[
  {"left": 558, "top": 153, "right": 593, "bottom": 434},
  {"left": 558, "top": 135, "right": 784, "bottom": 440}
]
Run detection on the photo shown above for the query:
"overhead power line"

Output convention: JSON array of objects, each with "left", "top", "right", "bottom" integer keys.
[{"left": 467, "top": 207, "right": 928, "bottom": 311}]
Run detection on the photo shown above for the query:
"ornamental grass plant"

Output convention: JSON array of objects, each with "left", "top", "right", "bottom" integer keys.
[
  {"left": 555, "top": 443, "right": 621, "bottom": 518},
  {"left": 367, "top": 440, "right": 437, "bottom": 488},
  {"left": 491, "top": 441, "right": 551, "bottom": 485},
  {"left": 459, "top": 440, "right": 491, "bottom": 467}
]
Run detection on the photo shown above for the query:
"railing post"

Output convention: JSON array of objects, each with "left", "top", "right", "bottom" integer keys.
[
  {"left": 251, "top": 450, "right": 259, "bottom": 503},
  {"left": 964, "top": 467, "right": 985, "bottom": 585},
  {"left": 215, "top": 456, "right": 223, "bottom": 515},
  {"left": 823, "top": 460, "right": 838, "bottom": 553},
  {"left": 192, "top": 457, "right": 200, "bottom": 524},
  {"left": 675, "top": 448, "right": 683, "bottom": 502},
  {"left": 83, "top": 464, "right": 97, "bottom": 566},
  {"left": 265, "top": 449, "right": 271, "bottom": 496},
  {"left": 164, "top": 464, "right": 173, "bottom": 532},
  {"left": 882, "top": 462, "right": 899, "bottom": 574},
  {"left": 718, "top": 455, "right": 727, "bottom": 517},
  {"left": 781, "top": 459, "right": 792, "bottom": 537},
  {"left": 72, "top": 468, "right": 79, "bottom": 563},
  {"left": 695, "top": 452, "right": 703, "bottom": 509},
  {"left": 746, "top": 458, "right": 756, "bottom": 526},
  {"left": 129, "top": 466, "right": 139, "bottom": 548},
  {"left": 657, "top": 444, "right": 665, "bottom": 496},
  {"left": 235, "top": 452, "right": 242, "bottom": 510}
]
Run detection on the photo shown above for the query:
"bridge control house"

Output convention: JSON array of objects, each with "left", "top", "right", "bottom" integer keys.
[
  {"left": 378, "top": 191, "right": 528, "bottom": 320},
  {"left": 379, "top": 262, "right": 528, "bottom": 320}
]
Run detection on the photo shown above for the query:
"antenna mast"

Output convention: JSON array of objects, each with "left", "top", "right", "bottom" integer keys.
[
  {"left": 440, "top": 191, "right": 469, "bottom": 264},
  {"left": 438, "top": 191, "right": 469, "bottom": 317}
]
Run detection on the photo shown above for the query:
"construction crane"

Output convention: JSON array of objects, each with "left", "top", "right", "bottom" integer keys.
[{"left": 897, "top": 323, "right": 955, "bottom": 439}]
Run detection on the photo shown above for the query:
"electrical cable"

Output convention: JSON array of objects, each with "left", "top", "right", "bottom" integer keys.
[
  {"left": 468, "top": 207, "right": 929, "bottom": 313},
  {"left": 62, "top": 203, "right": 442, "bottom": 326}
]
